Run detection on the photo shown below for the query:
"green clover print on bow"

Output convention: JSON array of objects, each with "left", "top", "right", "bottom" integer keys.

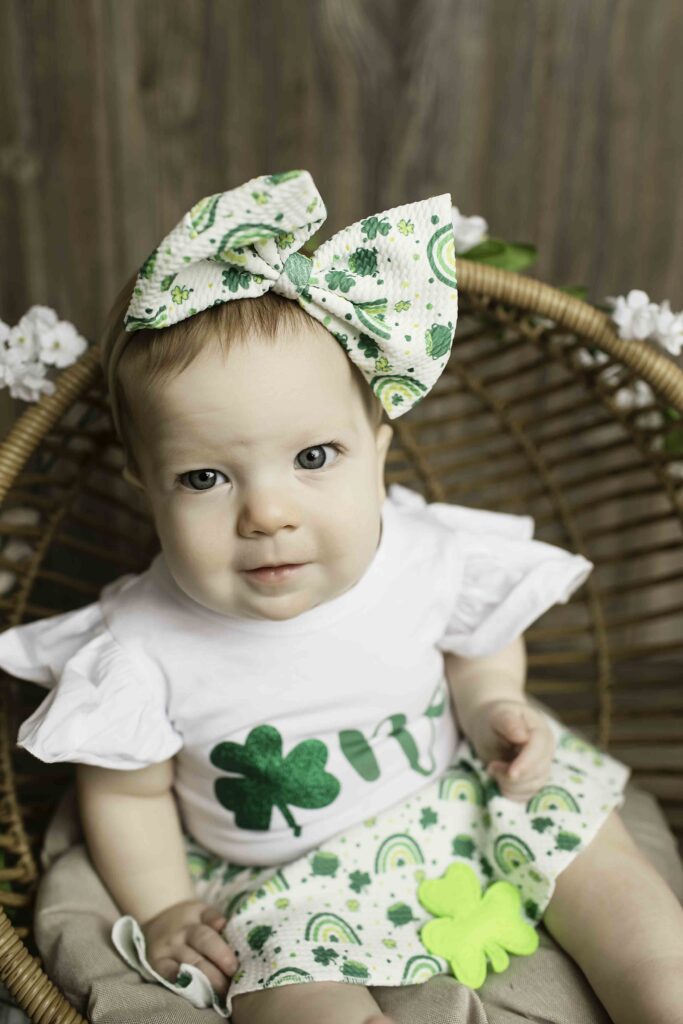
[
  {"left": 210, "top": 725, "right": 340, "bottom": 837},
  {"left": 121, "top": 169, "right": 458, "bottom": 421},
  {"left": 418, "top": 861, "right": 538, "bottom": 988}
]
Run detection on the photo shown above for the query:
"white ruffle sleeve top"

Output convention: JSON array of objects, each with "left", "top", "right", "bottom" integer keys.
[{"left": 0, "top": 484, "right": 593, "bottom": 866}]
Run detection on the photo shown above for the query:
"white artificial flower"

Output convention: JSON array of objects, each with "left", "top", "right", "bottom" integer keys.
[
  {"left": 38, "top": 317, "right": 88, "bottom": 368},
  {"left": 3, "top": 322, "right": 41, "bottom": 366},
  {"left": 0, "top": 360, "right": 25, "bottom": 389},
  {"left": 613, "top": 380, "right": 655, "bottom": 410},
  {"left": 20, "top": 305, "right": 59, "bottom": 332},
  {"left": 0, "top": 538, "right": 34, "bottom": 596},
  {"left": 7, "top": 361, "right": 56, "bottom": 402},
  {"left": 574, "top": 348, "right": 609, "bottom": 368},
  {"left": 605, "top": 289, "right": 660, "bottom": 341},
  {"left": 609, "top": 378, "right": 662, "bottom": 427},
  {"left": 0, "top": 539, "right": 33, "bottom": 565},
  {"left": 16, "top": 305, "right": 87, "bottom": 369},
  {"left": 0, "top": 305, "right": 89, "bottom": 403},
  {"left": 0, "top": 569, "right": 18, "bottom": 596},
  {"left": 451, "top": 206, "right": 488, "bottom": 255},
  {"left": 598, "top": 363, "right": 623, "bottom": 385},
  {"left": 650, "top": 300, "right": 683, "bottom": 357},
  {"left": 532, "top": 316, "right": 558, "bottom": 330},
  {"left": 0, "top": 506, "right": 40, "bottom": 528},
  {"left": 0, "top": 508, "right": 39, "bottom": 596}
]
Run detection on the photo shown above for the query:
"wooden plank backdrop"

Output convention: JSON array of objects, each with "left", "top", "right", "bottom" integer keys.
[{"left": 1, "top": 0, "right": 681, "bottom": 409}]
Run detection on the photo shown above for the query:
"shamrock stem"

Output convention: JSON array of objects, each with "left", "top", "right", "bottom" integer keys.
[{"left": 278, "top": 802, "right": 301, "bottom": 837}]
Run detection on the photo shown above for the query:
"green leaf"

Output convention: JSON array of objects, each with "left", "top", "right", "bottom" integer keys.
[
  {"left": 592, "top": 300, "right": 615, "bottom": 314},
  {"left": 462, "top": 239, "right": 537, "bottom": 272},
  {"left": 556, "top": 284, "right": 590, "bottom": 301},
  {"left": 662, "top": 427, "right": 683, "bottom": 455}
]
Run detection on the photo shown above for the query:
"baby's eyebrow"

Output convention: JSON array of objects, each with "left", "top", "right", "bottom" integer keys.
[{"left": 155, "top": 426, "right": 353, "bottom": 460}]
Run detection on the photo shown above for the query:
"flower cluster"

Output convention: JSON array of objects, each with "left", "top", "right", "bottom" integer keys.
[
  {"left": 451, "top": 207, "right": 683, "bottom": 361},
  {"left": 0, "top": 506, "right": 39, "bottom": 596},
  {"left": 451, "top": 206, "right": 683, "bottom": 478},
  {"left": 0, "top": 306, "right": 88, "bottom": 402},
  {"left": 0, "top": 308, "right": 89, "bottom": 595}
]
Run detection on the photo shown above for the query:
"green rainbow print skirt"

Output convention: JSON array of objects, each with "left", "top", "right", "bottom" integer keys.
[{"left": 112, "top": 712, "right": 630, "bottom": 1017}]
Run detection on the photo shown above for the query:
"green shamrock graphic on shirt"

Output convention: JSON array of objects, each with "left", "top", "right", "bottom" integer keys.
[{"left": 210, "top": 725, "right": 340, "bottom": 837}]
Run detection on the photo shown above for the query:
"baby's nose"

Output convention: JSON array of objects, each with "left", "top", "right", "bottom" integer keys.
[{"left": 237, "top": 495, "right": 299, "bottom": 537}]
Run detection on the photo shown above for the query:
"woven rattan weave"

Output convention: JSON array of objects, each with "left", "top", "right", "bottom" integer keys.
[{"left": 0, "top": 260, "right": 681, "bottom": 1021}]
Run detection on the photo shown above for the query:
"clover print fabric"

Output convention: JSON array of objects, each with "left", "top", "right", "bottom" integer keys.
[
  {"left": 112, "top": 713, "right": 629, "bottom": 1017},
  {"left": 121, "top": 169, "right": 459, "bottom": 420}
]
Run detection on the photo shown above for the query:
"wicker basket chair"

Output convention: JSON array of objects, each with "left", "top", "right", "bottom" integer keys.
[{"left": 0, "top": 260, "right": 681, "bottom": 1022}]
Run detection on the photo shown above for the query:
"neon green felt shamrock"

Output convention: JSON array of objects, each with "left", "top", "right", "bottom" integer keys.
[{"left": 418, "top": 861, "right": 538, "bottom": 988}]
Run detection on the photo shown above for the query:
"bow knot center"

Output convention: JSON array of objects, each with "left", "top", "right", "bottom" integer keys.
[{"left": 274, "top": 251, "right": 313, "bottom": 301}]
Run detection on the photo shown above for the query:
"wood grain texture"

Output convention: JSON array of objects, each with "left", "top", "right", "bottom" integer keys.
[{"left": 1, "top": 0, "right": 680, "bottom": 355}]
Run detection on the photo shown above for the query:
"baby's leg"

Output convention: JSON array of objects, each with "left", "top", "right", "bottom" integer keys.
[
  {"left": 542, "top": 808, "right": 683, "bottom": 1024},
  {"left": 231, "top": 981, "right": 394, "bottom": 1024}
]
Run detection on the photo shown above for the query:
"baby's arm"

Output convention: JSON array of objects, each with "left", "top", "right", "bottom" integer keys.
[
  {"left": 76, "top": 761, "right": 238, "bottom": 996},
  {"left": 444, "top": 635, "right": 556, "bottom": 800},
  {"left": 444, "top": 635, "right": 527, "bottom": 735}
]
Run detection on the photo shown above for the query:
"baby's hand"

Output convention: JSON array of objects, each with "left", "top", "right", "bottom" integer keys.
[
  {"left": 465, "top": 699, "right": 556, "bottom": 802},
  {"left": 141, "top": 899, "right": 238, "bottom": 998}
]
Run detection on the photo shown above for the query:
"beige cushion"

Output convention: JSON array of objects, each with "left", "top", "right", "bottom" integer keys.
[{"left": 34, "top": 750, "right": 682, "bottom": 1023}]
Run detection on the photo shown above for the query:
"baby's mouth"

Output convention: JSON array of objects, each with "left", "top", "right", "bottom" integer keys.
[{"left": 242, "top": 563, "right": 308, "bottom": 584}]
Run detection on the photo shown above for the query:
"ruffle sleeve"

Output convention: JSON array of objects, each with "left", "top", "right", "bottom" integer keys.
[
  {"left": 388, "top": 483, "right": 594, "bottom": 659},
  {"left": 0, "top": 602, "right": 183, "bottom": 769}
]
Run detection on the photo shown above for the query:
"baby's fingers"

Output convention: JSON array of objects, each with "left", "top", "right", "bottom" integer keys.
[
  {"left": 201, "top": 905, "right": 228, "bottom": 933},
  {"left": 152, "top": 955, "right": 184, "bottom": 985},
  {"left": 180, "top": 949, "right": 232, "bottom": 999},
  {"left": 188, "top": 922, "right": 239, "bottom": 978},
  {"left": 493, "top": 765, "right": 552, "bottom": 802},
  {"left": 507, "top": 724, "right": 554, "bottom": 780},
  {"left": 153, "top": 952, "right": 229, "bottom": 998}
]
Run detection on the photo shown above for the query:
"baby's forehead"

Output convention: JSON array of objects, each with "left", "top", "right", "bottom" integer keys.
[
  {"left": 126, "top": 320, "right": 374, "bottom": 455},
  {"left": 162, "top": 328, "right": 356, "bottom": 399},
  {"left": 140, "top": 379, "right": 365, "bottom": 457}
]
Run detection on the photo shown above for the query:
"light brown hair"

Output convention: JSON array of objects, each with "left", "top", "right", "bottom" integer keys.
[{"left": 99, "top": 270, "right": 385, "bottom": 481}]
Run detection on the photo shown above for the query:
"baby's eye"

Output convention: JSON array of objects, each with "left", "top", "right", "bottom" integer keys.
[
  {"left": 178, "top": 469, "right": 228, "bottom": 492},
  {"left": 177, "top": 444, "right": 342, "bottom": 492},
  {"left": 295, "top": 443, "right": 342, "bottom": 471}
]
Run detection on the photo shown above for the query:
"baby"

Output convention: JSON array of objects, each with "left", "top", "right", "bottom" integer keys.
[{"left": 0, "top": 171, "right": 681, "bottom": 1024}]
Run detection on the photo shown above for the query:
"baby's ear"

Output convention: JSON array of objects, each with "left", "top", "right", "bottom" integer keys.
[
  {"left": 376, "top": 422, "right": 394, "bottom": 500},
  {"left": 376, "top": 422, "right": 394, "bottom": 462}
]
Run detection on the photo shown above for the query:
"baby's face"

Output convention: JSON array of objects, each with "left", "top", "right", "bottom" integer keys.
[{"left": 128, "top": 319, "right": 393, "bottom": 621}]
